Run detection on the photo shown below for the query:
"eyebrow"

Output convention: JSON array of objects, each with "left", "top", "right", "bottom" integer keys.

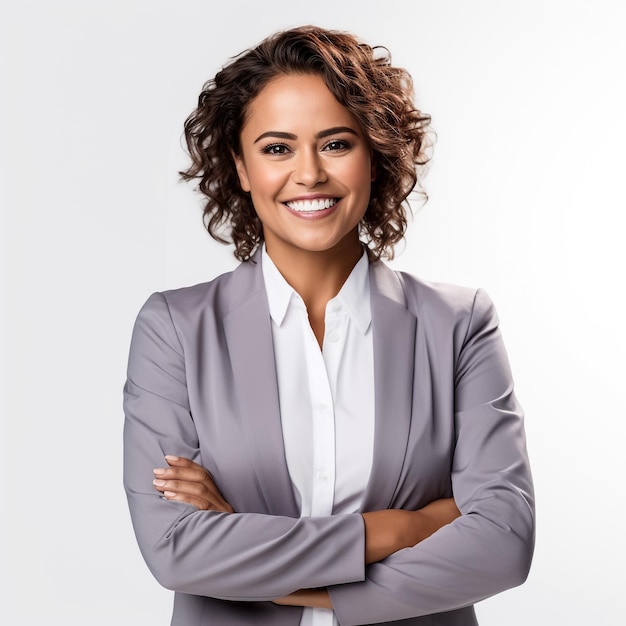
[{"left": 253, "top": 126, "right": 359, "bottom": 144}]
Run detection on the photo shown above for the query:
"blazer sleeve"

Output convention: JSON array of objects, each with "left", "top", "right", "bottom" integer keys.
[
  {"left": 123, "top": 292, "right": 366, "bottom": 601},
  {"left": 328, "top": 288, "right": 535, "bottom": 625}
]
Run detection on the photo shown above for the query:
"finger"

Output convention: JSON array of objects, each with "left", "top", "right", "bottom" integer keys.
[
  {"left": 162, "top": 490, "right": 210, "bottom": 510},
  {"left": 152, "top": 468, "right": 227, "bottom": 506},
  {"left": 152, "top": 468, "right": 221, "bottom": 496},
  {"left": 154, "top": 478, "right": 208, "bottom": 497},
  {"left": 153, "top": 479, "right": 234, "bottom": 513},
  {"left": 161, "top": 490, "right": 232, "bottom": 513},
  {"left": 164, "top": 455, "right": 208, "bottom": 473},
  {"left": 153, "top": 466, "right": 214, "bottom": 483}
]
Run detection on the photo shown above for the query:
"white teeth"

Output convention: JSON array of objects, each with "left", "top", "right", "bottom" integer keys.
[{"left": 285, "top": 198, "right": 338, "bottom": 212}]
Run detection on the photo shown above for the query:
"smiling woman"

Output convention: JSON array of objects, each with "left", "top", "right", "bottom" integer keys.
[{"left": 123, "top": 25, "right": 534, "bottom": 626}]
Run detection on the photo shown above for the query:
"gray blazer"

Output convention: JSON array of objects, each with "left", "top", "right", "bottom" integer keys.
[{"left": 123, "top": 253, "right": 534, "bottom": 626}]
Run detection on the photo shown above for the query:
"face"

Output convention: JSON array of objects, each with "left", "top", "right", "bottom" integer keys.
[{"left": 233, "top": 73, "right": 373, "bottom": 261}]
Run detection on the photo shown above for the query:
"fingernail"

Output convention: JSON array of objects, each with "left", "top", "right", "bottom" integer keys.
[
  {"left": 165, "top": 455, "right": 179, "bottom": 462},
  {"left": 153, "top": 468, "right": 165, "bottom": 476},
  {"left": 164, "top": 491, "right": 176, "bottom": 497},
  {"left": 153, "top": 479, "right": 166, "bottom": 486}
]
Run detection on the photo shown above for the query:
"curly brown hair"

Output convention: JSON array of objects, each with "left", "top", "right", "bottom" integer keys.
[{"left": 180, "top": 25, "right": 432, "bottom": 261}]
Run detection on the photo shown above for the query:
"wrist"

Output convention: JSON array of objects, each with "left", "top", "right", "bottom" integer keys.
[
  {"left": 362, "top": 510, "right": 411, "bottom": 564},
  {"left": 273, "top": 589, "right": 331, "bottom": 609}
]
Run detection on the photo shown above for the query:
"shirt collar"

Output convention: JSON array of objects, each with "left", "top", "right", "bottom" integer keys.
[
  {"left": 262, "top": 246, "right": 298, "bottom": 326},
  {"left": 332, "top": 250, "right": 371, "bottom": 334},
  {"left": 261, "top": 245, "right": 371, "bottom": 334}
]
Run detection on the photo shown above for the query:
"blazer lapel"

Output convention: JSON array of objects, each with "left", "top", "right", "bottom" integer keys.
[
  {"left": 223, "top": 256, "right": 299, "bottom": 518},
  {"left": 361, "top": 262, "right": 417, "bottom": 512},
  {"left": 223, "top": 255, "right": 415, "bottom": 516}
]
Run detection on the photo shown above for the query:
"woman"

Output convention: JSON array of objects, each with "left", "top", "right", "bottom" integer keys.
[{"left": 123, "top": 26, "right": 534, "bottom": 626}]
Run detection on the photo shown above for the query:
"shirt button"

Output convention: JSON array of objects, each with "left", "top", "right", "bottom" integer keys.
[
  {"left": 329, "top": 332, "right": 340, "bottom": 343},
  {"left": 329, "top": 301, "right": 341, "bottom": 312}
]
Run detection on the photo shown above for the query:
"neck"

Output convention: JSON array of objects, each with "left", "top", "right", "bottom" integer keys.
[{"left": 264, "top": 236, "right": 363, "bottom": 315}]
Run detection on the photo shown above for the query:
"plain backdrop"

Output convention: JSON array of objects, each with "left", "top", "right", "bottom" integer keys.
[{"left": 2, "top": 1, "right": 625, "bottom": 624}]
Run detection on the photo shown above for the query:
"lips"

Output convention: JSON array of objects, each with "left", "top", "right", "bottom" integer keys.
[{"left": 284, "top": 198, "right": 339, "bottom": 213}]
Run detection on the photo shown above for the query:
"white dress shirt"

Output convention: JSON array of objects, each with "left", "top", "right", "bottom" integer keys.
[{"left": 261, "top": 247, "right": 375, "bottom": 626}]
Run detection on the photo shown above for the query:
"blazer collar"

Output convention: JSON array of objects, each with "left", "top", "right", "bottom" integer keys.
[{"left": 223, "top": 251, "right": 416, "bottom": 515}]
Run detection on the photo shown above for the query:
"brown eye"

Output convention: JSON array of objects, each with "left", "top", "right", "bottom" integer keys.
[
  {"left": 323, "top": 139, "right": 351, "bottom": 152},
  {"left": 263, "top": 143, "right": 290, "bottom": 155}
]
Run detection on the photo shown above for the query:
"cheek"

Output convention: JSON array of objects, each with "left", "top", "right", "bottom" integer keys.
[
  {"left": 345, "top": 168, "right": 374, "bottom": 204},
  {"left": 342, "top": 154, "right": 373, "bottom": 188},
  {"left": 246, "top": 162, "right": 286, "bottom": 197}
]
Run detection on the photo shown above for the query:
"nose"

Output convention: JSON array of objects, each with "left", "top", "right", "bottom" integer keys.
[{"left": 292, "top": 148, "right": 328, "bottom": 187}]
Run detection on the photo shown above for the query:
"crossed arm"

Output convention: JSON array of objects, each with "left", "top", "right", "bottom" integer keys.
[
  {"left": 152, "top": 455, "right": 461, "bottom": 609},
  {"left": 125, "top": 289, "right": 534, "bottom": 622}
]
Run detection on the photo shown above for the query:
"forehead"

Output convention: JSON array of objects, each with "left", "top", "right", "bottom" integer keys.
[{"left": 241, "top": 73, "right": 361, "bottom": 136}]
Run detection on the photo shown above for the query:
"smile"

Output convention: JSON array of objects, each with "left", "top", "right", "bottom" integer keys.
[{"left": 284, "top": 198, "right": 339, "bottom": 212}]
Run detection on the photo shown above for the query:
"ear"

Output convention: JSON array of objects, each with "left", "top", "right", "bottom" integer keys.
[
  {"left": 232, "top": 152, "right": 251, "bottom": 192},
  {"left": 370, "top": 150, "right": 377, "bottom": 182}
]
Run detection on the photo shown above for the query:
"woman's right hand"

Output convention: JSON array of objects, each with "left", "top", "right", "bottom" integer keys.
[
  {"left": 362, "top": 498, "right": 460, "bottom": 564},
  {"left": 152, "top": 455, "right": 234, "bottom": 513}
]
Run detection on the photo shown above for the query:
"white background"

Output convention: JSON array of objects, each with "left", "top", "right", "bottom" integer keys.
[{"left": 2, "top": 1, "right": 625, "bottom": 624}]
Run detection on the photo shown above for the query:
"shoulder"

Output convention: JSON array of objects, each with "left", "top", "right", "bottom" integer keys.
[
  {"left": 138, "top": 258, "right": 263, "bottom": 324},
  {"left": 404, "top": 272, "right": 498, "bottom": 344},
  {"left": 373, "top": 261, "right": 494, "bottom": 319},
  {"left": 370, "top": 261, "right": 498, "bottom": 343},
  {"left": 399, "top": 271, "right": 494, "bottom": 320}
]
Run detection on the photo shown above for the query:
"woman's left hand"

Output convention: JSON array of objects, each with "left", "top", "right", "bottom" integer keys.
[
  {"left": 272, "top": 588, "right": 332, "bottom": 609},
  {"left": 152, "top": 455, "right": 234, "bottom": 513}
]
